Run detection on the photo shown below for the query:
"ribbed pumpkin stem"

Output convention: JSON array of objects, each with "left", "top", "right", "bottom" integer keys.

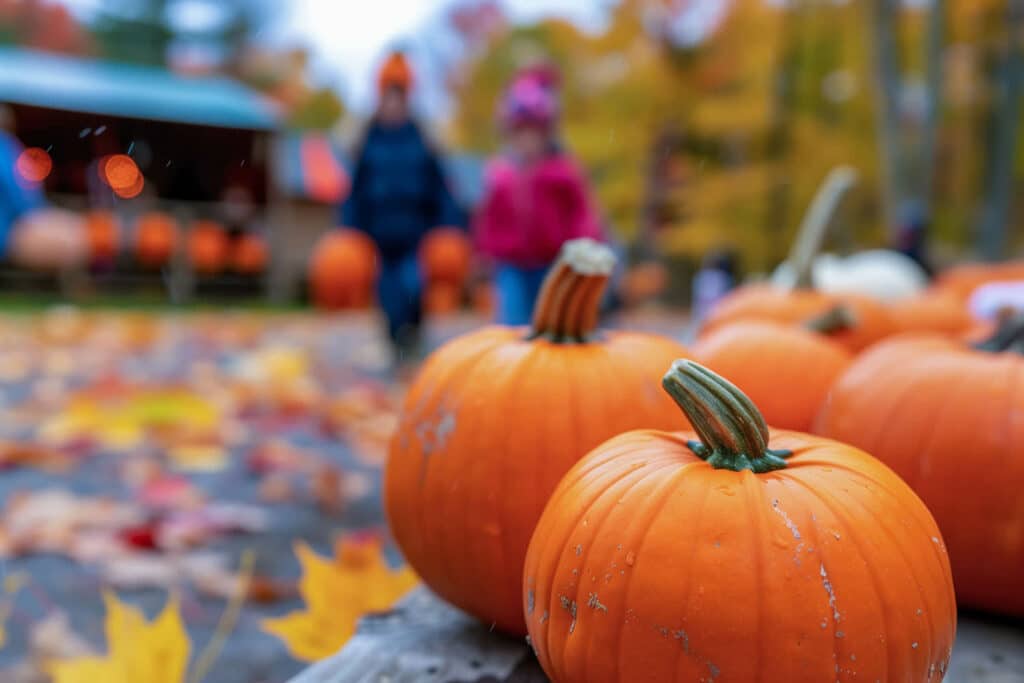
[
  {"left": 662, "top": 360, "right": 791, "bottom": 473},
  {"left": 804, "top": 305, "right": 857, "bottom": 335},
  {"left": 529, "top": 238, "right": 615, "bottom": 343},
  {"left": 974, "top": 312, "right": 1024, "bottom": 354}
]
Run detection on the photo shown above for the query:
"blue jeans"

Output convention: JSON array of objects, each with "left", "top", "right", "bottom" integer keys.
[
  {"left": 495, "top": 263, "right": 549, "bottom": 326},
  {"left": 378, "top": 252, "right": 423, "bottom": 345}
]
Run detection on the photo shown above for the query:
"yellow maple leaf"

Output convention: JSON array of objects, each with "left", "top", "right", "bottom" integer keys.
[
  {"left": 48, "top": 591, "right": 190, "bottom": 683},
  {"left": 262, "top": 537, "right": 417, "bottom": 662}
]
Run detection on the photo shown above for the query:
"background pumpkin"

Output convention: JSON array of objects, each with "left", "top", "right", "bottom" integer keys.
[
  {"left": 134, "top": 212, "right": 178, "bottom": 269},
  {"left": 385, "top": 239, "right": 691, "bottom": 635},
  {"left": 888, "top": 292, "right": 972, "bottom": 336},
  {"left": 423, "top": 282, "right": 461, "bottom": 315},
  {"left": 692, "top": 313, "right": 852, "bottom": 430},
  {"left": 187, "top": 220, "right": 229, "bottom": 275},
  {"left": 815, "top": 321, "right": 1024, "bottom": 616},
  {"left": 525, "top": 360, "right": 956, "bottom": 683},
  {"left": 308, "top": 228, "right": 378, "bottom": 310},
  {"left": 934, "top": 261, "right": 1024, "bottom": 302},
  {"left": 700, "top": 284, "right": 895, "bottom": 352},
  {"left": 418, "top": 227, "right": 471, "bottom": 287},
  {"left": 84, "top": 210, "right": 121, "bottom": 265},
  {"left": 232, "top": 232, "right": 268, "bottom": 275}
]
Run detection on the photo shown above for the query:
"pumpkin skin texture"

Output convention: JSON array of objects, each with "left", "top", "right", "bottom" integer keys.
[
  {"left": 386, "top": 240, "right": 691, "bottom": 635},
  {"left": 693, "top": 320, "right": 851, "bottom": 431},
  {"left": 888, "top": 292, "right": 972, "bottom": 336},
  {"left": 308, "top": 229, "right": 378, "bottom": 310},
  {"left": 524, "top": 361, "right": 956, "bottom": 683},
  {"left": 701, "top": 285, "right": 895, "bottom": 352},
  {"left": 815, "top": 328, "right": 1024, "bottom": 616}
]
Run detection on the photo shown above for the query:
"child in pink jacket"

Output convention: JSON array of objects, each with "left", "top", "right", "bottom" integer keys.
[{"left": 474, "top": 67, "right": 603, "bottom": 325}]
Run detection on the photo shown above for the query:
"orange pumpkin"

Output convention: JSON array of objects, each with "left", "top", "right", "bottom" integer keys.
[
  {"left": 187, "top": 220, "right": 229, "bottom": 275},
  {"left": 693, "top": 314, "right": 852, "bottom": 431},
  {"left": 423, "top": 282, "right": 461, "bottom": 314},
  {"left": 472, "top": 280, "right": 496, "bottom": 317},
  {"left": 418, "top": 227, "right": 471, "bottom": 286},
  {"left": 386, "top": 239, "right": 691, "bottom": 635},
  {"left": 888, "top": 292, "right": 972, "bottom": 335},
  {"left": 525, "top": 360, "right": 956, "bottom": 682},
  {"left": 84, "top": 210, "right": 120, "bottom": 264},
  {"left": 934, "top": 261, "right": 1024, "bottom": 301},
  {"left": 134, "top": 212, "right": 179, "bottom": 268},
  {"left": 309, "top": 229, "right": 378, "bottom": 310},
  {"left": 701, "top": 284, "right": 895, "bottom": 352},
  {"left": 815, "top": 321, "right": 1024, "bottom": 616},
  {"left": 232, "top": 233, "right": 268, "bottom": 275}
]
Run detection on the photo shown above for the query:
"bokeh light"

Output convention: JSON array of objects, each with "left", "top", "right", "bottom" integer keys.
[
  {"left": 113, "top": 172, "right": 145, "bottom": 199},
  {"left": 99, "top": 153, "right": 141, "bottom": 191},
  {"left": 15, "top": 147, "right": 52, "bottom": 183}
]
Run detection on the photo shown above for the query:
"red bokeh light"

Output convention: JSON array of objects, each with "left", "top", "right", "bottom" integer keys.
[
  {"left": 113, "top": 172, "right": 145, "bottom": 199},
  {"left": 15, "top": 147, "right": 52, "bottom": 183}
]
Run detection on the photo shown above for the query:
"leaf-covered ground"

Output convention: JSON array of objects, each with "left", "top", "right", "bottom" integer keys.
[{"left": 0, "top": 307, "right": 686, "bottom": 683}]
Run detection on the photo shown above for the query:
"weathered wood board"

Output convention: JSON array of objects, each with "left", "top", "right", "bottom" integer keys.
[{"left": 290, "top": 587, "right": 1024, "bottom": 683}]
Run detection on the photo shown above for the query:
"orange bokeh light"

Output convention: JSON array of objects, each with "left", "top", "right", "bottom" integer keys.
[
  {"left": 100, "top": 154, "right": 140, "bottom": 190},
  {"left": 15, "top": 147, "right": 52, "bottom": 183},
  {"left": 113, "top": 172, "right": 145, "bottom": 199}
]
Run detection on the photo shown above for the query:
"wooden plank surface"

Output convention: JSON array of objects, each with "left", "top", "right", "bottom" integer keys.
[{"left": 290, "top": 587, "right": 1024, "bottom": 683}]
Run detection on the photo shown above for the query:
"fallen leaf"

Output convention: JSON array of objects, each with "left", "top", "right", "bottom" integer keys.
[
  {"left": 261, "top": 535, "right": 417, "bottom": 662},
  {"left": 47, "top": 592, "right": 190, "bottom": 683}
]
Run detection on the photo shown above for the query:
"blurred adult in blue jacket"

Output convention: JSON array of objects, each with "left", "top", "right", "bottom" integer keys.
[
  {"left": 0, "top": 106, "right": 44, "bottom": 256},
  {"left": 340, "top": 52, "right": 464, "bottom": 361}
]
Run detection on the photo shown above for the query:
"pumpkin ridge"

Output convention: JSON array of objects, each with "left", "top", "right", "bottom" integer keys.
[
  {"left": 533, "top": 458, "right": 651, "bottom": 672},
  {"left": 545, "top": 462, "right": 663, "bottom": 680},
  {"left": 790, "top": 469, "right": 953, "bottom": 675},
  {"left": 556, "top": 461, "right": 667, "bottom": 677},
  {"left": 589, "top": 464, "right": 683, "bottom": 683},
  {"left": 741, "top": 472, "right": 767, "bottom": 683}
]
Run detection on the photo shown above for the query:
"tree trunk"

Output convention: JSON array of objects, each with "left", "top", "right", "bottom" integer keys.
[
  {"left": 868, "top": 0, "right": 905, "bottom": 234},
  {"left": 980, "top": 0, "right": 1024, "bottom": 260},
  {"left": 919, "top": 0, "right": 946, "bottom": 208}
]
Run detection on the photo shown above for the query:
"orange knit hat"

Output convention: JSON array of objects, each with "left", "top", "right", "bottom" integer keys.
[{"left": 378, "top": 52, "right": 413, "bottom": 93}]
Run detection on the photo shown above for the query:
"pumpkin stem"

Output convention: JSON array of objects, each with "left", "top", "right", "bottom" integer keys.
[
  {"left": 804, "top": 305, "right": 857, "bottom": 335},
  {"left": 529, "top": 239, "right": 615, "bottom": 343},
  {"left": 974, "top": 312, "right": 1024, "bottom": 354},
  {"left": 661, "top": 360, "right": 791, "bottom": 473}
]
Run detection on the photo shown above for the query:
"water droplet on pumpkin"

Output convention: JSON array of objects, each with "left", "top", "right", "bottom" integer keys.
[{"left": 625, "top": 551, "right": 636, "bottom": 566}]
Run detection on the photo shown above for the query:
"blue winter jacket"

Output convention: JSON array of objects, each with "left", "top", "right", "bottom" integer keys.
[{"left": 340, "top": 120, "right": 464, "bottom": 259}]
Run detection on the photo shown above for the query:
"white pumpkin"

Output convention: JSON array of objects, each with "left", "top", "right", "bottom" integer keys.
[{"left": 772, "top": 249, "right": 929, "bottom": 302}]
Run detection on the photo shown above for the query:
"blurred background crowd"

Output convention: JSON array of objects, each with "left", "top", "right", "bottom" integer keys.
[{"left": 0, "top": 0, "right": 1019, "bottom": 342}]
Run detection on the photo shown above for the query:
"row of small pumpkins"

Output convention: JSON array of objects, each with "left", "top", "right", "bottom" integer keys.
[
  {"left": 12, "top": 209, "right": 268, "bottom": 275},
  {"left": 381, "top": 238, "right": 1024, "bottom": 682}
]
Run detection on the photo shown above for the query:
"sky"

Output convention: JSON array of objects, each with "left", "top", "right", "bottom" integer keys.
[{"left": 59, "top": 0, "right": 611, "bottom": 114}]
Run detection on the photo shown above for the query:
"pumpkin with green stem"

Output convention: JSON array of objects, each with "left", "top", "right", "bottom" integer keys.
[
  {"left": 385, "top": 239, "right": 690, "bottom": 635},
  {"left": 693, "top": 307, "right": 853, "bottom": 431},
  {"left": 816, "top": 315, "right": 1024, "bottom": 616},
  {"left": 524, "top": 360, "right": 955, "bottom": 682}
]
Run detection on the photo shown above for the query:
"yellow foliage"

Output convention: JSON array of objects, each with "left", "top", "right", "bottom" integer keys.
[
  {"left": 48, "top": 592, "right": 190, "bottom": 683},
  {"left": 262, "top": 538, "right": 417, "bottom": 662}
]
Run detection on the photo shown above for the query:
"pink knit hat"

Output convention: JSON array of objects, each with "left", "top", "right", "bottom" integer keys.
[{"left": 499, "top": 65, "right": 560, "bottom": 129}]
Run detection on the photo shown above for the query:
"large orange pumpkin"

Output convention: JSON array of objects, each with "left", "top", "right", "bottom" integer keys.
[
  {"left": 525, "top": 360, "right": 956, "bottom": 682},
  {"left": 386, "top": 239, "right": 691, "bottom": 635},
  {"left": 418, "top": 227, "right": 471, "bottom": 286},
  {"left": 134, "top": 212, "right": 179, "bottom": 268},
  {"left": 815, "top": 321, "right": 1024, "bottom": 616},
  {"left": 84, "top": 210, "right": 121, "bottom": 264},
  {"left": 934, "top": 261, "right": 1024, "bottom": 301},
  {"left": 888, "top": 292, "right": 972, "bottom": 336},
  {"left": 309, "top": 229, "right": 378, "bottom": 310},
  {"left": 187, "top": 220, "right": 229, "bottom": 275},
  {"left": 693, "top": 315, "right": 852, "bottom": 431},
  {"left": 232, "top": 233, "right": 268, "bottom": 275},
  {"left": 701, "top": 284, "right": 895, "bottom": 352}
]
